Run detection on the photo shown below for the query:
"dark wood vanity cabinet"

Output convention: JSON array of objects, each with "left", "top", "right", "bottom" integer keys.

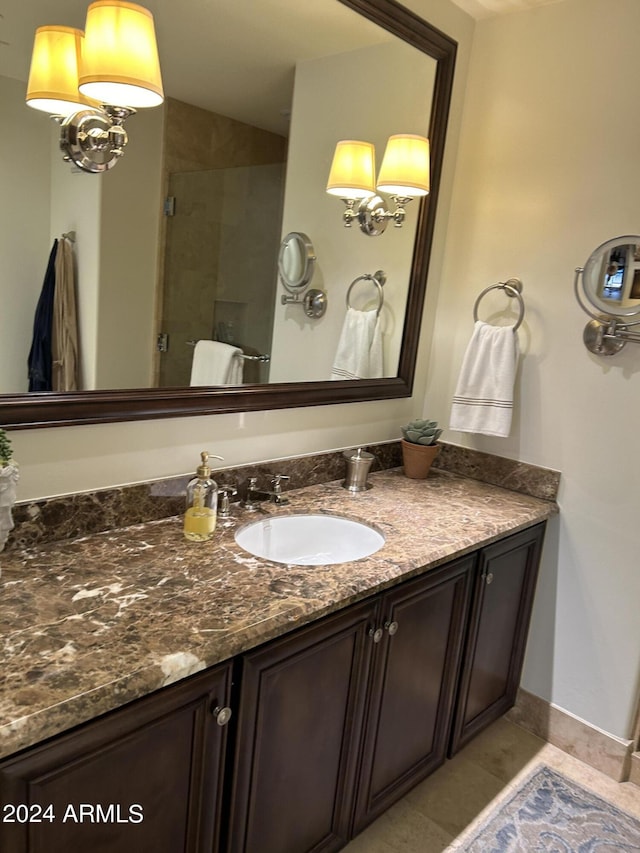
[
  {"left": 0, "top": 522, "right": 546, "bottom": 853},
  {"left": 448, "top": 522, "right": 546, "bottom": 756},
  {"left": 0, "top": 662, "right": 233, "bottom": 853},
  {"left": 351, "top": 556, "right": 473, "bottom": 835},
  {"left": 227, "top": 599, "right": 378, "bottom": 853},
  {"left": 227, "top": 558, "right": 474, "bottom": 852}
]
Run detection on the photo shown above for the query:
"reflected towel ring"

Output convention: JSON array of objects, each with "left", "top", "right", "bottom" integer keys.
[
  {"left": 346, "top": 269, "right": 386, "bottom": 317},
  {"left": 473, "top": 278, "right": 525, "bottom": 331}
]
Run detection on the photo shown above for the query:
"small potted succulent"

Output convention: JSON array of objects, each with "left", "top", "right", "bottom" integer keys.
[
  {"left": 0, "top": 428, "right": 19, "bottom": 552},
  {"left": 400, "top": 418, "right": 442, "bottom": 479}
]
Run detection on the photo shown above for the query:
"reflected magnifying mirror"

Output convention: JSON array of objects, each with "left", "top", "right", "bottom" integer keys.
[{"left": 278, "top": 232, "right": 327, "bottom": 319}]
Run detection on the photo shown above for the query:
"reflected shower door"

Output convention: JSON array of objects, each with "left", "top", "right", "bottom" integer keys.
[{"left": 158, "top": 162, "right": 284, "bottom": 387}]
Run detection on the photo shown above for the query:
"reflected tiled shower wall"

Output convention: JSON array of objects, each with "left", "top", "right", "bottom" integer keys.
[
  {"left": 154, "top": 98, "right": 287, "bottom": 387},
  {"left": 159, "top": 163, "right": 285, "bottom": 386}
]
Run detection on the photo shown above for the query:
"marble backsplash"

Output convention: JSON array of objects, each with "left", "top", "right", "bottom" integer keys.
[{"left": 4, "top": 441, "right": 560, "bottom": 552}]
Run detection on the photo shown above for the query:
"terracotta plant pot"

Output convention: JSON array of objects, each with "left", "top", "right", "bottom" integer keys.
[{"left": 401, "top": 439, "right": 440, "bottom": 480}]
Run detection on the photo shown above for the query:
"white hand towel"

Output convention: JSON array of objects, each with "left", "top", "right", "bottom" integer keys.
[
  {"left": 369, "top": 315, "right": 383, "bottom": 379},
  {"left": 190, "top": 340, "right": 244, "bottom": 386},
  {"left": 449, "top": 321, "right": 519, "bottom": 437},
  {"left": 330, "top": 308, "right": 384, "bottom": 380}
]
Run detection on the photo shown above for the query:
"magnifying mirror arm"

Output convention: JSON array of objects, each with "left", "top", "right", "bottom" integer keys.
[{"left": 281, "top": 289, "right": 327, "bottom": 319}]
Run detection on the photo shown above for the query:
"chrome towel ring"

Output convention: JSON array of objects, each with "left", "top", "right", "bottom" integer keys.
[
  {"left": 473, "top": 278, "right": 525, "bottom": 331},
  {"left": 346, "top": 269, "right": 386, "bottom": 317}
]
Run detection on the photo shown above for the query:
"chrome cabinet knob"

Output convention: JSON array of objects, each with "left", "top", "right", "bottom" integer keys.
[
  {"left": 369, "top": 627, "right": 384, "bottom": 644},
  {"left": 485, "top": 572, "right": 494, "bottom": 585},
  {"left": 384, "top": 620, "right": 399, "bottom": 636},
  {"left": 213, "top": 705, "right": 232, "bottom": 726}
]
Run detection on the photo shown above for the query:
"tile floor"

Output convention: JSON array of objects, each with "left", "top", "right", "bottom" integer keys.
[{"left": 344, "top": 717, "right": 640, "bottom": 852}]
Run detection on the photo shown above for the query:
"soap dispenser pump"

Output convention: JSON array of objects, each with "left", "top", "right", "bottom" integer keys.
[{"left": 184, "top": 451, "right": 223, "bottom": 542}]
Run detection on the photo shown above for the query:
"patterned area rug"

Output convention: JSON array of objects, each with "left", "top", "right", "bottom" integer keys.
[{"left": 461, "top": 765, "right": 640, "bottom": 851}]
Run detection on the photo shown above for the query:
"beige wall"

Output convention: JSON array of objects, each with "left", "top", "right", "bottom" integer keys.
[
  {"left": 0, "top": 79, "right": 164, "bottom": 393},
  {"left": 0, "top": 76, "right": 52, "bottom": 393},
  {"left": 50, "top": 135, "right": 102, "bottom": 391},
  {"left": 270, "top": 40, "right": 435, "bottom": 382},
  {"left": 429, "top": 0, "right": 640, "bottom": 740},
  {"left": 96, "top": 107, "right": 164, "bottom": 389}
]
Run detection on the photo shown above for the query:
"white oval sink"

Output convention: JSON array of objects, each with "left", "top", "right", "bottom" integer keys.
[{"left": 234, "top": 513, "right": 385, "bottom": 566}]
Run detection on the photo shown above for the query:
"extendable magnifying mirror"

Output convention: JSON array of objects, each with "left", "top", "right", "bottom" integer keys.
[{"left": 574, "top": 235, "right": 640, "bottom": 355}]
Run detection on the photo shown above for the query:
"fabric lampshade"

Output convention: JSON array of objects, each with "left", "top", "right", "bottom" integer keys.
[
  {"left": 376, "top": 134, "right": 430, "bottom": 196},
  {"left": 326, "top": 140, "right": 376, "bottom": 199},
  {"left": 26, "top": 26, "right": 99, "bottom": 115},
  {"left": 78, "top": 0, "right": 164, "bottom": 108}
]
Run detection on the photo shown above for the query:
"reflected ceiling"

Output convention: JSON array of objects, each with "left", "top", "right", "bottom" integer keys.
[{"left": 0, "top": 0, "right": 390, "bottom": 136}]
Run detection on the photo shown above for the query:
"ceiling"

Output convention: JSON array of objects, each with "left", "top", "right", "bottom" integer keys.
[
  {"left": 0, "top": 0, "right": 390, "bottom": 136},
  {"left": 448, "top": 0, "right": 568, "bottom": 19}
]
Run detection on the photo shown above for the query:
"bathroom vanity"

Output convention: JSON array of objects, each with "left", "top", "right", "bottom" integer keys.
[{"left": 0, "top": 468, "right": 555, "bottom": 852}]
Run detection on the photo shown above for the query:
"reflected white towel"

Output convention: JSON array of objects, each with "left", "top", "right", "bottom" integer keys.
[
  {"left": 449, "top": 321, "right": 519, "bottom": 437},
  {"left": 330, "top": 308, "right": 383, "bottom": 380},
  {"left": 190, "top": 340, "right": 244, "bottom": 385}
]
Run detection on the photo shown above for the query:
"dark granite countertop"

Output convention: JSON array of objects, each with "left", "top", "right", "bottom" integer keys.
[{"left": 0, "top": 468, "right": 557, "bottom": 760}]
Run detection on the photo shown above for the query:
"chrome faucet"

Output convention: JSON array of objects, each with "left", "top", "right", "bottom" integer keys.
[{"left": 242, "top": 474, "right": 290, "bottom": 511}]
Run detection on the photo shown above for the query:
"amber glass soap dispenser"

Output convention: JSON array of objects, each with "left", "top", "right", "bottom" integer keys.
[{"left": 184, "top": 451, "right": 223, "bottom": 542}]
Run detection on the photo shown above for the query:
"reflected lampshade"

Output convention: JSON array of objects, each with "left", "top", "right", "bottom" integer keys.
[
  {"left": 26, "top": 26, "right": 100, "bottom": 115},
  {"left": 326, "top": 140, "right": 376, "bottom": 199},
  {"left": 376, "top": 134, "right": 430, "bottom": 197},
  {"left": 79, "top": 0, "right": 164, "bottom": 109}
]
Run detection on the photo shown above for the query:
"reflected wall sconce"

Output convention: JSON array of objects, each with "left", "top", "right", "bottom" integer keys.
[
  {"left": 326, "top": 134, "right": 430, "bottom": 236},
  {"left": 26, "top": 1, "right": 163, "bottom": 174}
]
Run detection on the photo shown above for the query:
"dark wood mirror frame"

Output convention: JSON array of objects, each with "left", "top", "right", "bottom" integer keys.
[{"left": 0, "top": 0, "right": 456, "bottom": 430}]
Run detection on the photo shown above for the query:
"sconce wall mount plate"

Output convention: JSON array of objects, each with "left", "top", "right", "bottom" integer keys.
[
  {"left": 356, "top": 194, "right": 414, "bottom": 237},
  {"left": 59, "top": 105, "right": 133, "bottom": 173}
]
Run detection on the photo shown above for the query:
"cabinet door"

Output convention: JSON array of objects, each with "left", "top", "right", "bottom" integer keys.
[
  {"left": 0, "top": 662, "right": 233, "bottom": 853},
  {"left": 352, "top": 557, "right": 474, "bottom": 834},
  {"left": 227, "top": 599, "right": 378, "bottom": 853},
  {"left": 449, "top": 522, "right": 546, "bottom": 756}
]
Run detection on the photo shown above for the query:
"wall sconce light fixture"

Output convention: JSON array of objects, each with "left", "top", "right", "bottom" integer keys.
[
  {"left": 326, "top": 134, "right": 430, "bottom": 236},
  {"left": 26, "top": 1, "right": 163, "bottom": 174}
]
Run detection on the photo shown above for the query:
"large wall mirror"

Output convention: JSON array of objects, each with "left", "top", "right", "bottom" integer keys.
[{"left": 0, "top": 0, "right": 456, "bottom": 428}]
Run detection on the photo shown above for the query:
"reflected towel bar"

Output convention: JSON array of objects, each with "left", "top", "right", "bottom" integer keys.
[
  {"left": 346, "top": 269, "right": 386, "bottom": 316},
  {"left": 186, "top": 340, "right": 270, "bottom": 362}
]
